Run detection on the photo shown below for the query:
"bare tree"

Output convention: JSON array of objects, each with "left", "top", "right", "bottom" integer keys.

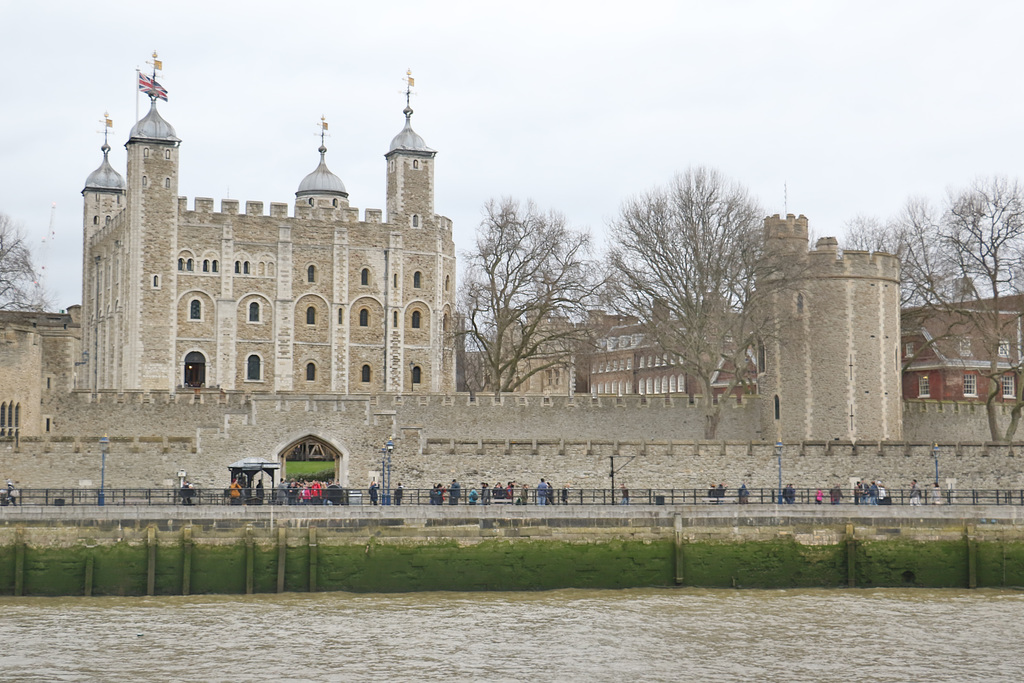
[
  {"left": 0, "top": 213, "right": 49, "bottom": 311},
  {"left": 858, "top": 178, "right": 1024, "bottom": 441},
  {"left": 459, "top": 198, "right": 601, "bottom": 395},
  {"left": 606, "top": 167, "right": 785, "bottom": 439}
]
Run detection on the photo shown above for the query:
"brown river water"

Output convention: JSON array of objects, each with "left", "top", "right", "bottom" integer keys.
[{"left": 0, "top": 588, "right": 1021, "bottom": 682}]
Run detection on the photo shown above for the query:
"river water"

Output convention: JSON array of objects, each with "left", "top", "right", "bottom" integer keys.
[{"left": 0, "top": 588, "right": 1021, "bottom": 682}]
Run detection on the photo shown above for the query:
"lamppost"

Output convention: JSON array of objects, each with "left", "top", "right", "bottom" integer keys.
[
  {"left": 932, "top": 443, "right": 939, "bottom": 486},
  {"left": 380, "top": 439, "right": 394, "bottom": 505},
  {"left": 98, "top": 434, "right": 109, "bottom": 506},
  {"left": 775, "top": 441, "right": 783, "bottom": 504}
]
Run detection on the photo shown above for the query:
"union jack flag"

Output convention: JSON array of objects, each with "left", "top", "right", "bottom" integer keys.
[{"left": 138, "top": 72, "right": 168, "bottom": 101}]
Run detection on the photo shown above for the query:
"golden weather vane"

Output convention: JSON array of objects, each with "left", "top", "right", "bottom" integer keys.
[{"left": 318, "top": 115, "right": 329, "bottom": 145}]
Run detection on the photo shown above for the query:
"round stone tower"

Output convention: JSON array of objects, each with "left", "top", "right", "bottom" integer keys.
[{"left": 759, "top": 214, "right": 902, "bottom": 443}]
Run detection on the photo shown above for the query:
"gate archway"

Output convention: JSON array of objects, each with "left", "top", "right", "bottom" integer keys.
[
  {"left": 184, "top": 351, "right": 206, "bottom": 387},
  {"left": 275, "top": 434, "right": 348, "bottom": 485}
]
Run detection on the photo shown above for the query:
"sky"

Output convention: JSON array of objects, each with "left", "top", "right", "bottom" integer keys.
[{"left": 2, "top": 0, "right": 1024, "bottom": 310}]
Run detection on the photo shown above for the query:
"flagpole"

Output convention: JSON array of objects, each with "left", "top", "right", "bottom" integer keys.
[{"left": 135, "top": 68, "right": 140, "bottom": 123}]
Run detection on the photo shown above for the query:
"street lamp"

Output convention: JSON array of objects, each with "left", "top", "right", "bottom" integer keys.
[
  {"left": 775, "top": 441, "right": 783, "bottom": 504},
  {"left": 380, "top": 439, "right": 394, "bottom": 505},
  {"left": 98, "top": 434, "right": 109, "bottom": 506},
  {"left": 932, "top": 443, "right": 939, "bottom": 486}
]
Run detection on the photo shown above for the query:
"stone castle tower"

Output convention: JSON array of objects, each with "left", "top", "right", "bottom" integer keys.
[
  {"left": 759, "top": 214, "right": 902, "bottom": 442},
  {"left": 80, "top": 93, "right": 456, "bottom": 394}
]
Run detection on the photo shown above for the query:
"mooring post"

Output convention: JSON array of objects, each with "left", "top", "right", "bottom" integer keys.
[
  {"left": 966, "top": 528, "right": 977, "bottom": 589},
  {"left": 277, "top": 527, "right": 287, "bottom": 593},
  {"left": 846, "top": 523, "right": 856, "bottom": 588},
  {"left": 245, "top": 524, "right": 255, "bottom": 595},
  {"left": 182, "top": 526, "right": 192, "bottom": 596},
  {"left": 674, "top": 514, "right": 684, "bottom": 585},
  {"left": 14, "top": 527, "right": 25, "bottom": 596},
  {"left": 308, "top": 526, "right": 318, "bottom": 593},
  {"left": 146, "top": 525, "right": 156, "bottom": 596},
  {"left": 84, "top": 555, "right": 94, "bottom": 597}
]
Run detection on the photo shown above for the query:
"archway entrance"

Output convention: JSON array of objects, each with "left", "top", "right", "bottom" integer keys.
[
  {"left": 279, "top": 435, "right": 345, "bottom": 484},
  {"left": 184, "top": 351, "right": 206, "bottom": 387}
]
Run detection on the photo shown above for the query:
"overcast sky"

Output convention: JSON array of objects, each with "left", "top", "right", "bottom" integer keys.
[{"left": 2, "top": 1, "right": 1023, "bottom": 310}]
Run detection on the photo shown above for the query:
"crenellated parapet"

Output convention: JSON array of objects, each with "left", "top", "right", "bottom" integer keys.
[
  {"left": 807, "top": 239, "right": 901, "bottom": 282},
  {"left": 764, "top": 212, "right": 809, "bottom": 241}
]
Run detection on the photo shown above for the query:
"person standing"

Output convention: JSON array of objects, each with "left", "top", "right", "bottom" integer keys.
[
  {"left": 481, "top": 482, "right": 491, "bottom": 505},
  {"left": 369, "top": 480, "right": 379, "bottom": 505},
  {"left": 561, "top": 485, "right": 569, "bottom": 505},
  {"left": 738, "top": 482, "right": 749, "bottom": 504},
  {"left": 620, "top": 484, "right": 630, "bottom": 505},
  {"left": 830, "top": 484, "right": 842, "bottom": 505},
  {"left": 815, "top": 488, "right": 824, "bottom": 505},
  {"left": 537, "top": 479, "right": 548, "bottom": 505},
  {"left": 546, "top": 482, "right": 555, "bottom": 506},
  {"left": 449, "top": 479, "right": 461, "bottom": 505},
  {"left": 909, "top": 479, "right": 921, "bottom": 506},
  {"left": 395, "top": 482, "right": 404, "bottom": 506}
]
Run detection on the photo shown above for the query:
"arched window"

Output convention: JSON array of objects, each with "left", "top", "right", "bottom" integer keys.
[
  {"left": 247, "top": 355, "right": 261, "bottom": 380},
  {"left": 338, "top": 308, "right": 344, "bottom": 324},
  {"left": 412, "top": 311, "right": 421, "bottom": 329},
  {"left": 153, "top": 275, "right": 160, "bottom": 288},
  {"left": 186, "top": 259, "right": 194, "bottom": 271},
  {"left": 93, "top": 216, "right": 98, "bottom": 225},
  {"left": 445, "top": 275, "right": 449, "bottom": 291},
  {"left": 413, "top": 271, "right": 421, "bottom": 288},
  {"left": 212, "top": 260, "right": 219, "bottom": 273},
  {"left": 412, "top": 214, "right": 419, "bottom": 227},
  {"left": 307, "top": 265, "right": 316, "bottom": 283},
  {"left": 178, "top": 258, "right": 184, "bottom": 271},
  {"left": 249, "top": 302, "right": 260, "bottom": 322},
  {"left": 394, "top": 311, "right": 399, "bottom": 326},
  {"left": 359, "top": 309, "right": 369, "bottom": 327},
  {"left": 306, "top": 363, "right": 316, "bottom": 381},
  {"left": 202, "top": 260, "right": 210, "bottom": 272},
  {"left": 234, "top": 261, "right": 241, "bottom": 274},
  {"left": 243, "top": 261, "right": 250, "bottom": 274},
  {"left": 190, "top": 299, "right": 201, "bottom": 320},
  {"left": 412, "top": 366, "right": 421, "bottom": 384},
  {"left": 164, "top": 177, "right": 171, "bottom": 189},
  {"left": 306, "top": 306, "right": 316, "bottom": 325},
  {"left": 360, "top": 268, "right": 369, "bottom": 286},
  {"left": 361, "top": 364, "right": 371, "bottom": 382},
  {"left": 413, "top": 159, "right": 419, "bottom": 169}
]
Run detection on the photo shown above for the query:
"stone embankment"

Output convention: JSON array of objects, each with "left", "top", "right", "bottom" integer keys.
[{"left": 1, "top": 506, "right": 1021, "bottom": 595}]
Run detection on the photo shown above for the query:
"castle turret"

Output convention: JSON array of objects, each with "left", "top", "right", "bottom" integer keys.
[
  {"left": 760, "top": 215, "right": 902, "bottom": 443},
  {"left": 124, "top": 98, "right": 181, "bottom": 390},
  {"left": 385, "top": 105, "right": 436, "bottom": 228},
  {"left": 295, "top": 143, "right": 349, "bottom": 211}
]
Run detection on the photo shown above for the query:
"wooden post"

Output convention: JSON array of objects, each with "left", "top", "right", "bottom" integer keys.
[
  {"left": 182, "top": 526, "right": 193, "bottom": 596},
  {"left": 146, "top": 526, "right": 156, "bottom": 596},
  {"left": 277, "top": 527, "right": 287, "bottom": 593},
  {"left": 673, "top": 514, "right": 684, "bottom": 585},
  {"left": 245, "top": 525, "right": 255, "bottom": 595},
  {"left": 846, "top": 523, "right": 856, "bottom": 588},
  {"left": 308, "top": 526, "right": 318, "bottom": 593},
  {"left": 13, "top": 528, "right": 24, "bottom": 596},
  {"left": 967, "top": 529, "right": 978, "bottom": 589},
  {"left": 84, "top": 555, "right": 94, "bottom": 597}
]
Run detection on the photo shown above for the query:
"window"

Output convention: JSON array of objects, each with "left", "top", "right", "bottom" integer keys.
[
  {"left": 307, "top": 265, "right": 316, "bottom": 283},
  {"left": 243, "top": 261, "right": 250, "bottom": 275},
  {"left": 412, "top": 214, "right": 419, "bottom": 227},
  {"left": 626, "top": 358, "right": 632, "bottom": 370},
  {"left": 306, "top": 363, "right": 316, "bottom": 381},
  {"left": 445, "top": 275, "right": 450, "bottom": 292},
  {"left": 1003, "top": 374, "right": 1016, "bottom": 398},
  {"left": 413, "top": 160, "right": 419, "bottom": 169},
  {"left": 393, "top": 311, "right": 398, "bottom": 326},
  {"left": 360, "top": 268, "right": 369, "bottom": 286},
  {"left": 235, "top": 261, "right": 241, "bottom": 274},
  {"left": 189, "top": 299, "right": 201, "bottom": 320},
  {"left": 212, "top": 260, "right": 219, "bottom": 273},
  {"left": 412, "top": 311, "right": 421, "bottom": 328},
  {"left": 361, "top": 365, "right": 371, "bottom": 382},
  {"left": 186, "top": 259, "right": 194, "bottom": 271},
  {"left": 143, "top": 148, "right": 150, "bottom": 158},
  {"left": 164, "top": 177, "right": 170, "bottom": 189},
  {"left": 93, "top": 216, "right": 98, "bottom": 225},
  {"left": 905, "top": 342, "right": 914, "bottom": 358},
  {"left": 359, "top": 309, "right": 369, "bottom": 327},
  {"left": 959, "top": 338, "right": 971, "bottom": 357},
  {"left": 338, "top": 308, "right": 344, "bottom": 324},
  {"left": 919, "top": 374, "right": 930, "bottom": 398},
  {"left": 142, "top": 176, "right": 148, "bottom": 187},
  {"left": 414, "top": 271, "right": 421, "bottom": 288},
  {"left": 796, "top": 293, "right": 804, "bottom": 314},
  {"left": 203, "top": 260, "right": 210, "bottom": 272},
  {"left": 249, "top": 302, "right": 260, "bottom": 322},
  {"left": 999, "top": 341, "right": 1011, "bottom": 358},
  {"left": 963, "top": 373, "right": 977, "bottom": 397},
  {"left": 164, "top": 149, "right": 170, "bottom": 160},
  {"left": 306, "top": 306, "right": 316, "bottom": 325},
  {"left": 774, "top": 395, "right": 780, "bottom": 420},
  {"left": 412, "top": 366, "right": 421, "bottom": 384},
  {"left": 153, "top": 275, "right": 159, "bottom": 288},
  {"left": 247, "top": 355, "right": 261, "bottom": 381},
  {"left": 178, "top": 258, "right": 184, "bottom": 271},
  {"left": 394, "top": 274, "right": 398, "bottom": 288}
]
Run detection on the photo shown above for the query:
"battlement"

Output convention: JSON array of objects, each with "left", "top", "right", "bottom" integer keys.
[
  {"left": 764, "top": 213, "right": 809, "bottom": 241},
  {"left": 807, "top": 246, "right": 901, "bottom": 281},
  {"left": 177, "top": 196, "right": 385, "bottom": 225}
]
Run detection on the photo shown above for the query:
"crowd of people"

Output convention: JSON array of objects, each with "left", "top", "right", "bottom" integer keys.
[{"left": 419, "top": 479, "right": 577, "bottom": 506}]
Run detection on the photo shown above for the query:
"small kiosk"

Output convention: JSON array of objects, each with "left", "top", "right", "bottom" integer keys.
[{"left": 227, "top": 458, "right": 281, "bottom": 505}]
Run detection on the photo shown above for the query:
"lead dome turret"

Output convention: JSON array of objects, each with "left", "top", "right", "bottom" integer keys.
[
  {"left": 128, "top": 99, "right": 179, "bottom": 143},
  {"left": 388, "top": 106, "right": 434, "bottom": 153},
  {"left": 296, "top": 145, "right": 348, "bottom": 199},
  {"left": 83, "top": 142, "right": 125, "bottom": 194}
]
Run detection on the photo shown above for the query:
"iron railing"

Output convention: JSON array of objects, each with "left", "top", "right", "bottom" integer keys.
[{"left": 1, "top": 487, "right": 1023, "bottom": 507}]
